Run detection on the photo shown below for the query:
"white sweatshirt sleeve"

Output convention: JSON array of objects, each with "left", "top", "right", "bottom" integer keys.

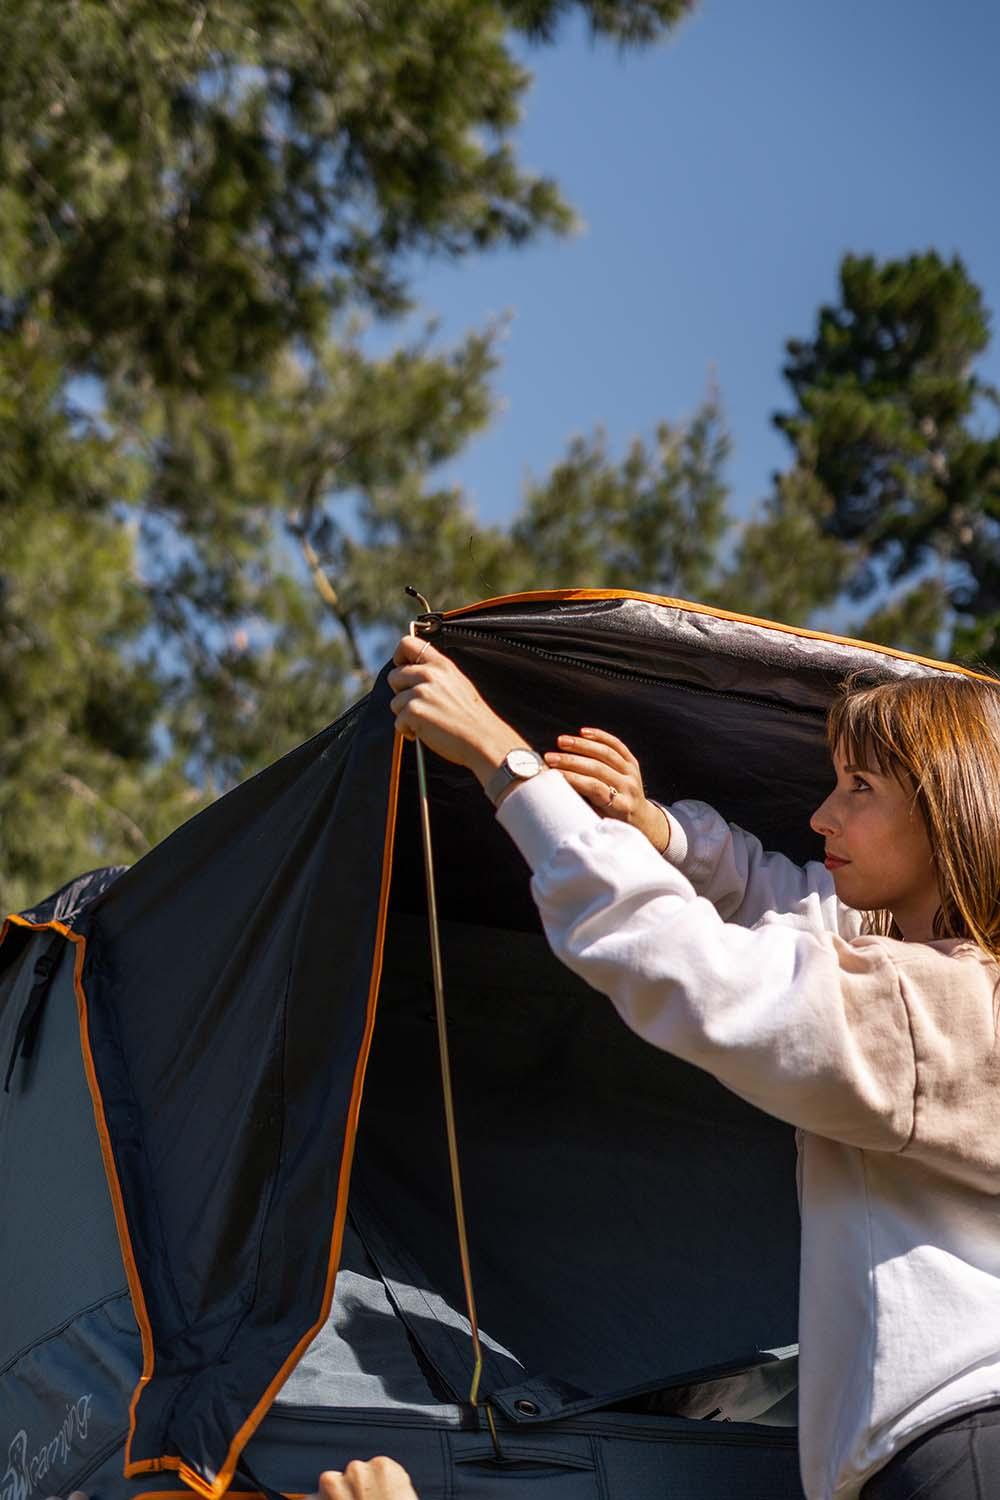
[
  {"left": 659, "top": 798, "right": 863, "bottom": 938},
  {"left": 497, "top": 772, "right": 915, "bottom": 1149}
]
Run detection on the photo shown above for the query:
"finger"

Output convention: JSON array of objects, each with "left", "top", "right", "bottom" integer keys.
[
  {"left": 343, "top": 1457, "right": 417, "bottom": 1498},
  {"left": 578, "top": 727, "right": 639, "bottom": 765},
  {"left": 390, "top": 690, "right": 414, "bottom": 734},
  {"left": 544, "top": 751, "right": 625, "bottom": 786},
  {"left": 367, "top": 1456, "right": 413, "bottom": 1481},
  {"left": 317, "top": 1471, "right": 349, "bottom": 1499},
  {"left": 392, "top": 633, "right": 442, "bottom": 668},
  {"left": 390, "top": 689, "right": 422, "bottom": 739},
  {"left": 387, "top": 662, "right": 434, "bottom": 692},
  {"left": 559, "top": 770, "right": 630, "bottom": 816},
  {"left": 343, "top": 1457, "right": 391, "bottom": 1495},
  {"left": 555, "top": 733, "right": 631, "bottom": 774},
  {"left": 389, "top": 686, "right": 417, "bottom": 717}
]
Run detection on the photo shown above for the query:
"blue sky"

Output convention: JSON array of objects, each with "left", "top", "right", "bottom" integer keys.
[{"left": 390, "top": 0, "right": 1000, "bottom": 543}]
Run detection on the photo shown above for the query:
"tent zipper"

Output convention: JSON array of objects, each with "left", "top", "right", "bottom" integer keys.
[
  {"left": 264, "top": 1401, "right": 798, "bottom": 1447},
  {"left": 433, "top": 622, "right": 824, "bottom": 716}
]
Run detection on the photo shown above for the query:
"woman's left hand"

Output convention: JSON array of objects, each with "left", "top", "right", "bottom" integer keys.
[
  {"left": 544, "top": 727, "right": 670, "bottom": 852},
  {"left": 389, "top": 634, "right": 523, "bottom": 785}
]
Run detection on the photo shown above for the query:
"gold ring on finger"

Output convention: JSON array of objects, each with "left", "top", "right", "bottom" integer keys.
[{"left": 608, "top": 786, "right": 617, "bottom": 806}]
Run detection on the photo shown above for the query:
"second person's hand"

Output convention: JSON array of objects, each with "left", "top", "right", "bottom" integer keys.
[
  {"left": 310, "top": 1457, "right": 420, "bottom": 1500},
  {"left": 544, "top": 727, "right": 670, "bottom": 853}
]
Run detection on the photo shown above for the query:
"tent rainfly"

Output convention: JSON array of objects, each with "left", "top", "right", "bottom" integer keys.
[{"left": 0, "top": 591, "right": 980, "bottom": 1500}]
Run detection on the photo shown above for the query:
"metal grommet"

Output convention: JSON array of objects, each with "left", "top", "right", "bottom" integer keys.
[{"left": 514, "top": 1398, "right": 540, "bottom": 1416}]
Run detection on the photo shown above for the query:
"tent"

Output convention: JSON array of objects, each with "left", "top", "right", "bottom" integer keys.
[{"left": 0, "top": 589, "right": 977, "bottom": 1500}]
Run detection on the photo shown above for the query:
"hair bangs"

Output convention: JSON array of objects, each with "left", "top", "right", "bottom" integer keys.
[{"left": 826, "top": 683, "right": 910, "bottom": 785}]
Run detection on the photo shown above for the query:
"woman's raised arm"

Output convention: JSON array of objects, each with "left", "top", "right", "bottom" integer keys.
[{"left": 544, "top": 726, "right": 859, "bottom": 938}]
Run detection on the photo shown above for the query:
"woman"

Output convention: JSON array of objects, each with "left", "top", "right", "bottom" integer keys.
[{"left": 388, "top": 632, "right": 1000, "bottom": 1500}]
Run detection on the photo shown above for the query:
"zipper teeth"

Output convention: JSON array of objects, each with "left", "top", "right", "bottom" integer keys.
[
  {"left": 266, "top": 1403, "right": 796, "bottom": 1447},
  {"left": 438, "top": 624, "right": 824, "bottom": 718},
  {"left": 440, "top": 621, "right": 827, "bottom": 714}
]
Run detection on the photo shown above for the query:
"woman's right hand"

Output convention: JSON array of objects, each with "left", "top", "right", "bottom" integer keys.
[{"left": 543, "top": 727, "right": 670, "bottom": 853}]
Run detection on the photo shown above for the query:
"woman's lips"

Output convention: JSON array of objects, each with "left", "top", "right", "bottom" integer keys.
[{"left": 824, "top": 856, "right": 850, "bottom": 869}]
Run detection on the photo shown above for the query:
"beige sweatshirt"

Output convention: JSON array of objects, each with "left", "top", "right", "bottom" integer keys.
[{"left": 496, "top": 771, "right": 1000, "bottom": 1500}]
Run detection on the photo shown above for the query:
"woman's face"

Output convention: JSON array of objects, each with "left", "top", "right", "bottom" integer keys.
[{"left": 809, "top": 743, "right": 940, "bottom": 936}]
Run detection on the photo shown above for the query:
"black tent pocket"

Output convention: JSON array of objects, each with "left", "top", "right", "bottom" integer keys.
[
  {"left": 455, "top": 1439, "right": 596, "bottom": 1475},
  {"left": 452, "top": 1441, "right": 597, "bottom": 1497}
]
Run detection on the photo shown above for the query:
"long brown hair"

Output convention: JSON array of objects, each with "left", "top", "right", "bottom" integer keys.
[{"left": 825, "top": 667, "right": 1000, "bottom": 961}]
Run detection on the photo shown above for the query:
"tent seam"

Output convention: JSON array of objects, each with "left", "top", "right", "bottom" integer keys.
[
  {"left": 0, "top": 1287, "right": 131, "bottom": 1378},
  {"left": 86, "top": 917, "right": 188, "bottom": 1455}
]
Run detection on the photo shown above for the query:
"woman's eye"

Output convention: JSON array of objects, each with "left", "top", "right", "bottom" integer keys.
[{"left": 851, "top": 776, "right": 871, "bottom": 792}]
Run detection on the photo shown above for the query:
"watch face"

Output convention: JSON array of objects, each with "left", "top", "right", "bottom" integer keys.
[{"left": 507, "top": 749, "right": 542, "bottom": 777}]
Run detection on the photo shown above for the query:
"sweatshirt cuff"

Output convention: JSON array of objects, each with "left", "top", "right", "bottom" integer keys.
[
  {"left": 655, "top": 803, "right": 692, "bottom": 869},
  {"left": 644, "top": 798, "right": 692, "bottom": 870},
  {"left": 494, "top": 769, "right": 600, "bottom": 871}
]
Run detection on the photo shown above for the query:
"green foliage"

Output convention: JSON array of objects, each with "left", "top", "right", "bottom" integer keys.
[
  {"left": 9, "top": 8, "right": 995, "bottom": 919},
  {"left": 0, "top": 0, "right": 695, "bottom": 908},
  {"left": 712, "top": 465, "right": 859, "bottom": 624},
  {"left": 511, "top": 391, "right": 731, "bottom": 599},
  {"left": 500, "top": 0, "right": 696, "bottom": 44},
  {"left": 0, "top": 0, "right": 578, "bottom": 381},
  {"left": 0, "top": 320, "right": 169, "bottom": 910},
  {"left": 760, "top": 252, "right": 1000, "bottom": 666}
]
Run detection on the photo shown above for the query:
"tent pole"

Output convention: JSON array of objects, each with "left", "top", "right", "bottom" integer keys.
[{"left": 409, "top": 599, "right": 503, "bottom": 1458}]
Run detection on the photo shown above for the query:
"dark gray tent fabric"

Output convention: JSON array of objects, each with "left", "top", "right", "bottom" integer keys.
[
  {"left": 350, "top": 915, "right": 801, "bottom": 1417},
  {"left": 1, "top": 936, "right": 123, "bottom": 1360},
  {"left": 1, "top": 914, "right": 137, "bottom": 1499},
  {"left": 1, "top": 592, "right": 964, "bottom": 1499},
  {"left": 78, "top": 1410, "right": 803, "bottom": 1500},
  {"left": 0, "top": 919, "right": 803, "bottom": 1500}
]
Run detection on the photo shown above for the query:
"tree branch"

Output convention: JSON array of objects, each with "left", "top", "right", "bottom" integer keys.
[
  {"left": 291, "top": 523, "right": 373, "bottom": 690},
  {"left": 57, "top": 772, "right": 150, "bottom": 853}
]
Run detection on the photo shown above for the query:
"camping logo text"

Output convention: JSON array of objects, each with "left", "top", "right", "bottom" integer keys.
[{"left": 2, "top": 1396, "right": 93, "bottom": 1500}]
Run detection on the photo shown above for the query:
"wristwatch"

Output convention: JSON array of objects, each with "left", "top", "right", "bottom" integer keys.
[{"left": 484, "top": 748, "right": 546, "bottom": 807}]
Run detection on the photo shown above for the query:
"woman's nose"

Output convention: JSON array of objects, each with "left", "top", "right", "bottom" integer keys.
[{"left": 809, "top": 795, "right": 840, "bottom": 837}]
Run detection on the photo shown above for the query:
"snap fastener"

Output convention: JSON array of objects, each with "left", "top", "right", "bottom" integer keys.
[{"left": 514, "top": 1398, "right": 540, "bottom": 1416}]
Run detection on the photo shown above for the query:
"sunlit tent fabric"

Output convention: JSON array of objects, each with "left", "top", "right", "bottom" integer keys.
[{"left": 0, "top": 591, "right": 977, "bottom": 1500}]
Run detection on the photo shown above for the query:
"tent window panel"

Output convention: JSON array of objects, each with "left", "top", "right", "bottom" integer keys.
[{"left": 350, "top": 915, "right": 799, "bottom": 1406}]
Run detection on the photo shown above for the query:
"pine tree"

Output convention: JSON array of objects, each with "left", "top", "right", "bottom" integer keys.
[
  {"left": 0, "top": 0, "right": 696, "bottom": 905},
  {"left": 723, "top": 253, "right": 1000, "bottom": 667},
  {"left": 511, "top": 389, "right": 731, "bottom": 599}
]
